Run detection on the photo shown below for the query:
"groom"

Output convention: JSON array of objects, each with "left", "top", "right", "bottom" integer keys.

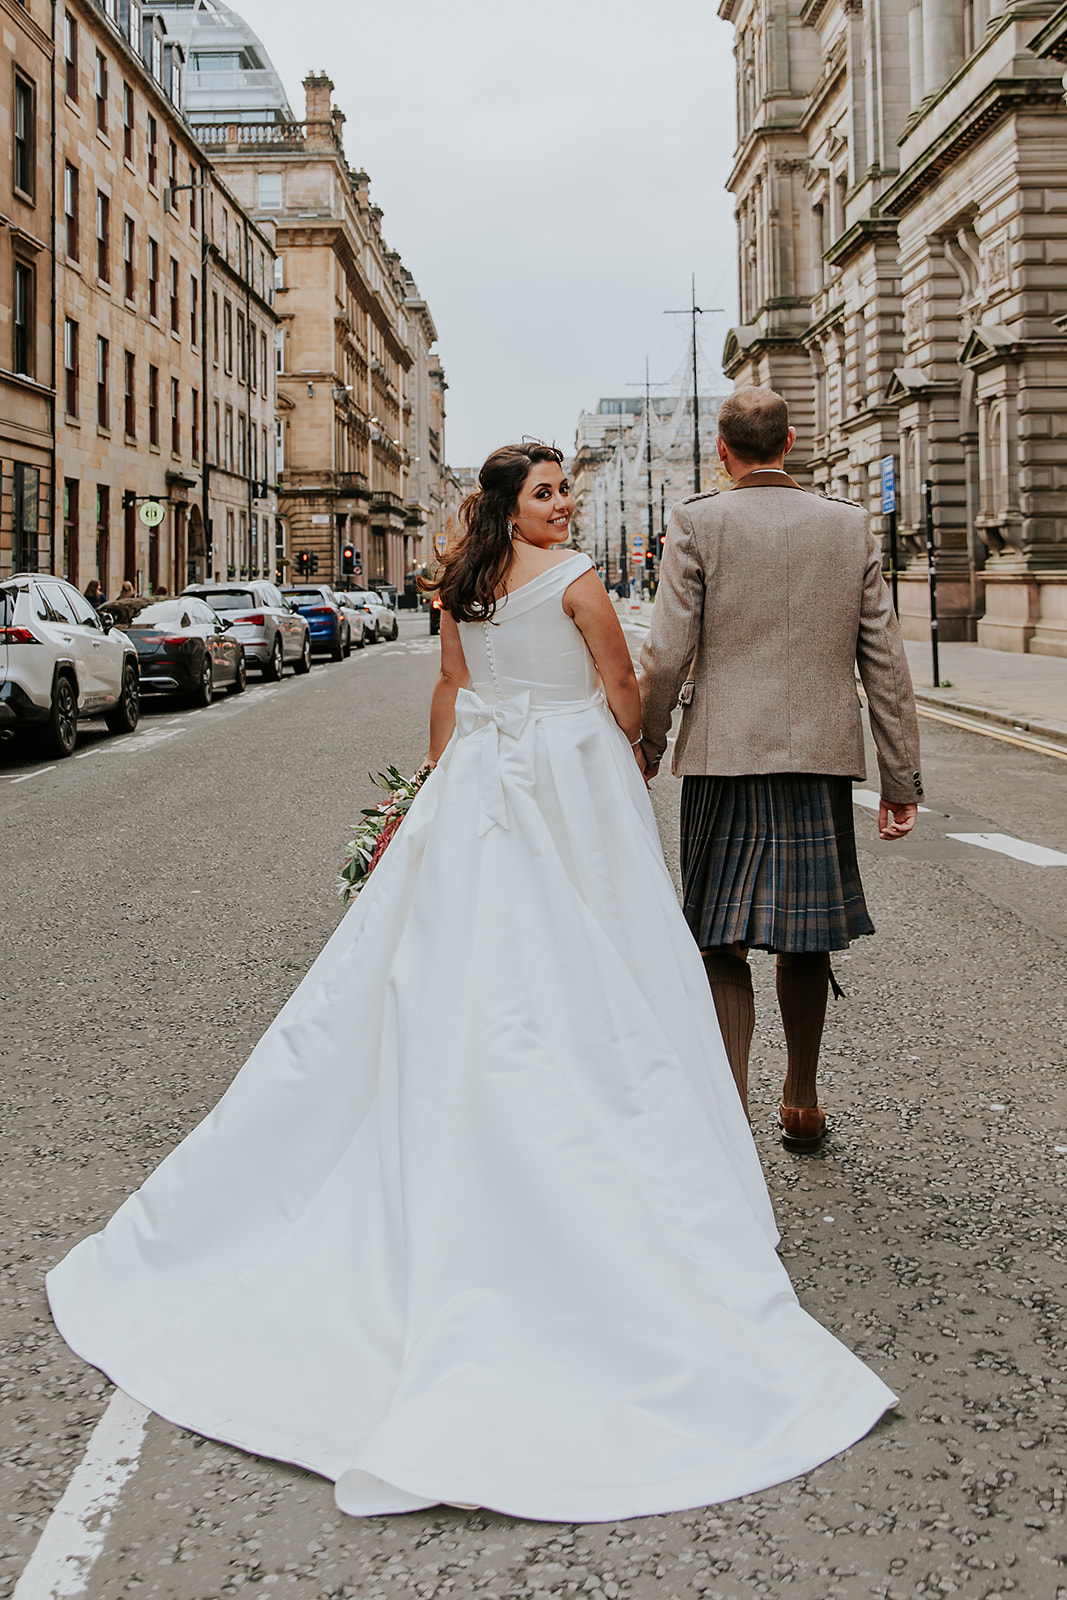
[{"left": 638, "top": 386, "right": 922, "bottom": 1151}]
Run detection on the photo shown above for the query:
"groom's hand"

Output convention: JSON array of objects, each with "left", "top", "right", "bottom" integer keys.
[{"left": 878, "top": 799, "right": 917, "bottom": 840}]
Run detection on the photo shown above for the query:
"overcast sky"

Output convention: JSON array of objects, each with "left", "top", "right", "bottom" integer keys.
[{"left": 240, "top": 0, "right": 740, "bottom": 468}]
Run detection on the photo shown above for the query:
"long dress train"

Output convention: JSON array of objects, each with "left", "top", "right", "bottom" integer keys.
[{"left": 48, "top": 552, "right": 895, "bottom": 1523}]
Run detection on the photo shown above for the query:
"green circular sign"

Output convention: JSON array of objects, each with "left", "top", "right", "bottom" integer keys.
[{"left": 138, "top": 500, "right": 166, "bottom": 528}]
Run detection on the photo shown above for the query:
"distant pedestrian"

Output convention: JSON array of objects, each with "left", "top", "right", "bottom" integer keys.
[
  {"left": 639, "top": 385, "right": 924, "bottom": 1152},
  {"left": 153, "top": 584, "right": 168, "bottom": 597},
  {"left": 83, "top": 580, "right": 106, "bottom": 610},
  {"left": 117, "top": 580, "right": 134, "bottom": 599}
]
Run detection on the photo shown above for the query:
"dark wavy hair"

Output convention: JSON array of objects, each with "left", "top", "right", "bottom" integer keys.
[{"left": 427, "top": 442, "right": 565, "bottom": 623}]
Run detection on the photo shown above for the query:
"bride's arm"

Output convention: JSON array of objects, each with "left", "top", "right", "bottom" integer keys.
[
  {"left": 565, "top": 573, "right": 642, "bottom": 748},
  {"left": 427, "top": 610, "right": 468, "bottom": 764}
]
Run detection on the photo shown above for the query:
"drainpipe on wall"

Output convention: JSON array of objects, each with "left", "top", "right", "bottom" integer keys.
[{"left": 49, "top": 0, "right": 58, "bottom": 573}]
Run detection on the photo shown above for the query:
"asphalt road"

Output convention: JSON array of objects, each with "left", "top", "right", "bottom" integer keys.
[{"left": 2, "top": 616, "right": 1065, "bottom": 1600}]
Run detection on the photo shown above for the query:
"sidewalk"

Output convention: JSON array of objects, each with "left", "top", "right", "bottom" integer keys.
[{"left": 615, "top": 597, "right": 1067, "bottom": 748}]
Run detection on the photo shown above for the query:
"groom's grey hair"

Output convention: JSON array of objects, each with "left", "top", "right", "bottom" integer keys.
[{"left": 717, "top": 387, "right": 790, "bottom": 464}]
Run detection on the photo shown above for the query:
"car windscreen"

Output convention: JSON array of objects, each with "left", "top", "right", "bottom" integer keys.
[
  {"left": 283, "top": 590, "right": 329, "bottom": 605},
  {"left": 192, "top": 590, "right": 257, "bottom": 612},
  {"left": 126, "top": 602, "right": 192, "bottom": 628}
]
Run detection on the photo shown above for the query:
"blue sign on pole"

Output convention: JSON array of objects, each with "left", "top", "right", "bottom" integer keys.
[{"left": 881, "top": 456, "right": 896, "bottom": 515}]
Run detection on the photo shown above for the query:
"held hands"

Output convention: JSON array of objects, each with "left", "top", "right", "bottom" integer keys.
[{"left": 878, "top": 799, "right": 918, "bottom": 840}]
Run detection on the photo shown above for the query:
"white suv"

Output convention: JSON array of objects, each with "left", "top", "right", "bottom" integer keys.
[{"left": 0, "top": 573, "right": 140, "bottom": 757}]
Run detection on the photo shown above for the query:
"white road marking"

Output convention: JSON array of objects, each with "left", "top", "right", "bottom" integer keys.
[
  {"left": 947, "top": 832, "right": 1067, "bottom": 867},
  {"left": 10, "top": 766, "right": 57, "bottom": 784},
  {"left": 12, "top": 1389, "right": 149, "bottom": 1600},
  {"left": 853, "top": 787, "right": 930, "bottom": 814}
]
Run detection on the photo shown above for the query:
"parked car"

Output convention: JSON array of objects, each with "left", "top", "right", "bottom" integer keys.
[
  {"left": 335, "top": 588, "right": 399, "bottom": 643},
  {"left": 181, "top": 581, "right": 311, "bottom": 679},
  {"left": 0, "top": 572, "right": 140, "bottom": 757},
  {"left": 280, "top": 586, "right": 351, "bottom": 660},
  {"left": 123, "top": 597, "right": 246, "bottom": 704},
  {"left": 334, "top": 594, "right": 371, "bottom": 649}
]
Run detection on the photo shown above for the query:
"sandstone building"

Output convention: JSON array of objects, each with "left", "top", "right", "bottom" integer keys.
[
  {"left": 719, "top": 0, "right": 1067, "bottom": 652},
  {"left": 158, "top": 0, "right": 449, "bottom": 591},
  {"left": 1, "top": 0, "right": 54, "bottom": 578}
]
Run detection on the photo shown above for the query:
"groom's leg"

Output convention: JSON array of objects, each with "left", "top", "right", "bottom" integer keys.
[
  {"left": 775, "top": 951, "right": 830, "bottom": 1110},
  {"left": 701, "top": 944, "right": 753, "bottom": 1120}
]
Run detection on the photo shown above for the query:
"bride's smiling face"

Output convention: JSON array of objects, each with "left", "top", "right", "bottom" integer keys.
[{"left": 510, "top": 460, "right": 574, "bottom": 548}]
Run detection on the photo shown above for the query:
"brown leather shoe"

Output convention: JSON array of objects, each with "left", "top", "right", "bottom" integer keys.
[{"left": 779, "top": 1102, "right": 827, "bottom": 1153}]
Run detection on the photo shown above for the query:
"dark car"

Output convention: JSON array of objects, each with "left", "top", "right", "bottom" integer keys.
[
  {"left": 122, "top": 597, "right": 246, "bottom": 705},
  {"left": 280, "top": 586, "right": 351, "bottom": 661}
]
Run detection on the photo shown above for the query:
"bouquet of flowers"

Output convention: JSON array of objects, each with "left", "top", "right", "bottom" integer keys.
[{"left": 338, "top": 763, "right": 432, "bottom": 904}]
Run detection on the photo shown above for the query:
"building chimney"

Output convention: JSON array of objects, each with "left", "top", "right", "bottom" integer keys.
[{"left": 303, "top": 72, "right": 334, "bottom": 125}]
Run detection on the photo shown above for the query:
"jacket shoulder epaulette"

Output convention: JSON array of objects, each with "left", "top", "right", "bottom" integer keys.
[
  {"left": 818, "top": 491, "right": 863, "bottom": 509},
  {"left": 680, "top": 488, "right": 720, "bottom": 505}
]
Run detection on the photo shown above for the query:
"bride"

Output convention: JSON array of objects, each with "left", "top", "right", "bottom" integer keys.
[{"left": 48, "top": 442, "right": 895, "bottom": 1523}]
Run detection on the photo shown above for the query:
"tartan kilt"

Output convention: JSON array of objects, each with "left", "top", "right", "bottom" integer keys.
[{"left": 679, "top": 773, "right": 875, "bottom": 954}]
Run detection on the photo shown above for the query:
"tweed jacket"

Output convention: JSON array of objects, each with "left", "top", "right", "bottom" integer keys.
[{"left": 637, "top": 474, "right": 924, "bottom": 805}]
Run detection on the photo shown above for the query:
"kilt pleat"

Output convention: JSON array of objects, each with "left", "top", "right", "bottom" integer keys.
[{"left": 680, "top": 774, "right": 874, "bottom": 954}]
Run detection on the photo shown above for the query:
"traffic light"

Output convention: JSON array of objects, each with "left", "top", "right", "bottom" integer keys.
[
  {"left": 341, "top": 544, "right": 356, "bottom": 575},
  {"left": 309, "top": 551, "right": 319, "bottom": 575},
  {"left": 296, "top": 550, "right": 311, "bottom": 577}
]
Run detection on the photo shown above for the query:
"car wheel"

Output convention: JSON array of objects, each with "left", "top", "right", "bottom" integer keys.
[
  {"left": 342, "top": 625, "right": 352, "bottom": 659},
  {"left": 331, "top": 629, "right": 345, "bottom": 663},
  {"left": 46, "top": 673, "right": 78, "bottom": 758},
  {"left": 228, "top": 653, "right": 247, "bottom": 694},
  {"left": 193, "top": 655, "right": 213, "bottom": 707},
  {"left": 294, "top": 633, "right": 312, "bottom": 674},
  {"left": 264, "top": 635, "right": 284, "bottom": 680},
  {"left": 104, "top": 662, "right": 140, "bottom": 734},
  {"left": 354, "top": 624, "right": 366, "bottom": 649},
  {"left": 389, "top": 619, "right": 399, "bottom": 641}
]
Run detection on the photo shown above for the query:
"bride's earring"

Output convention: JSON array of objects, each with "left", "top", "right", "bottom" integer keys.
[{"left": 506, "top": 520, "right": 515, "bottom": 539}]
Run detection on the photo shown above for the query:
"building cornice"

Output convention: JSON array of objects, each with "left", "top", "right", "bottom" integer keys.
[
  {"left": 881, "top": 76, "right": 1067, "bottom": 215},
  {"left": 799, "top": 0, "right": 833, "bottom": 27},
  {"left": 1, "top": 0, "right": 52, "bottom": 53},
  {"left": 823, "top": 215, "right": 899, "bottom": 268},
  {"left": 799, "top": 301, "right": 847, "bottom": 345},
  {"left": 1029, "top": 0, "right": 1067, "bottom": 56},
  {"left": 726, "top": 121, "right": 808, "bottom": 192}
]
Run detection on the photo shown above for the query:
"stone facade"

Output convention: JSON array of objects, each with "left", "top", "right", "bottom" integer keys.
[
  {"left": 720, "top": 0, "right": 1067, "bottom": 653},
  {"left": 194, "top": 73, "right": 447, "bottom": 592},
  {"left": 1, "top": 0, "right": 54, "bottom": 579},
  {"left": 571, "top": 397, "right": 727, "bottom": 589}
]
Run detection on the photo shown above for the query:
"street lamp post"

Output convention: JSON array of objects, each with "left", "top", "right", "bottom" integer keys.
[{"left": 665, "top": 275, "right": 723, "bottom": 495}]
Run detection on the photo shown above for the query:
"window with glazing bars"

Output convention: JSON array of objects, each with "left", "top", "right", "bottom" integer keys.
[
  {"left": 14, "top": 75, "right": 35, "bottom": 199},
  {"left": 123, "top": 83, "right": 134, "bottom": 162},
  {"left": 171, "top": 378, "right": 180, "bottom": 454},
  {"left": 124, "top": 352, "right": 136, "bottom": 437},
  {"left": 96, "top": 192, "right": 109, "bottom": 281},
  {"left": 191, "top": 389, "right": 199, "bottom": 461},
  {"left": 123, "top": 217, "right": 135, "bottom": 300},
  {"left": 96, "top": 336, "right": 109, "bottom": 428},
  {"left": 148, "top": 238, "right": 159, "bottom": 318},
  {"left": 95, "top": 51, "right": 107, "bottom": 132},
  {"left": 147, "top": 114, "right": 157, "bottom": 187},
  {"left": 64, "top": 318, "right": 79, "bottom": 416},
  {"left": 64, "top": 13, "right": 78, "bottom": 100},
  {"left": 13, "top": 261, "right": 34, "bottom": 376},
  {"left": 64, "top": 164, "right": 79, "bottom": 259},
  {"left": 169, "top": 257, "right": 179, "bottom": 332},
  {"left": 148, "top": 364, "right": 159, "bottom": 446}
]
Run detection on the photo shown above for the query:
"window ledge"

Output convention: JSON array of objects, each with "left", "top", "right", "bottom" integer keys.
[
  {"left": 97, "top": 426, "right": 112, "bottom": 439},
  {"left": 12, "top": 185, "right": 36, "bottom": 208}
]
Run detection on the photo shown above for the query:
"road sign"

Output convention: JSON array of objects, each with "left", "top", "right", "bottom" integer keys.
[
  {"left": 138, "top": 500, "right": 165, "bottom": 528},
  {"left": 352, "top": 562, "right": 363, "bottom": 576},
  {"left": 435, "top": 533, "right": 447, "bottom": 554},
  {"left": 631, "top": 536, "right": 645, "bottom": 551},
  {"left": 881, "top": 456, "right": 896, "bottom": 515}
]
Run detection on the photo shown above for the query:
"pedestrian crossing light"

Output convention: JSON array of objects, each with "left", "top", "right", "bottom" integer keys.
[{"left": 341, "top": 544, "right": 357, "bottom": 575}]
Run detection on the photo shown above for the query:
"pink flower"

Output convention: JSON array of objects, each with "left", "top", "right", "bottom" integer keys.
[{"left": 366, "top": 814, "right": 402, "bottom": 875}]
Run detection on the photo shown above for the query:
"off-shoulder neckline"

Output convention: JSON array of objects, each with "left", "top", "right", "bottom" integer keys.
[{"left": 496, "top": 551, "right": 590, "bottom": 603}]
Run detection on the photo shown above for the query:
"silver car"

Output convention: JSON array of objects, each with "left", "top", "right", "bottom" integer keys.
[
  {"left": 181, "top": 582, "right": 311, "bottom": 679},
  {"left": 334, "top": 588, "right": 399, "bottom": 643}
]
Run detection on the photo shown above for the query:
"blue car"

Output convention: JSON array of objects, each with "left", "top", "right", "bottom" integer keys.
[{"left": 281, "top": 586, "right": 351, "bottom": 661}]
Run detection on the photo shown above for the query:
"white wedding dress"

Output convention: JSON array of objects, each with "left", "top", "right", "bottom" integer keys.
[{"left": 48, "top": 552, "right": 895, "bottom": 1523}]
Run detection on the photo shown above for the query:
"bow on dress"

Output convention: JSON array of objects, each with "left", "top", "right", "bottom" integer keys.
[{"left": 454, "top": 687, "right": 531, "bottom": 835}]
